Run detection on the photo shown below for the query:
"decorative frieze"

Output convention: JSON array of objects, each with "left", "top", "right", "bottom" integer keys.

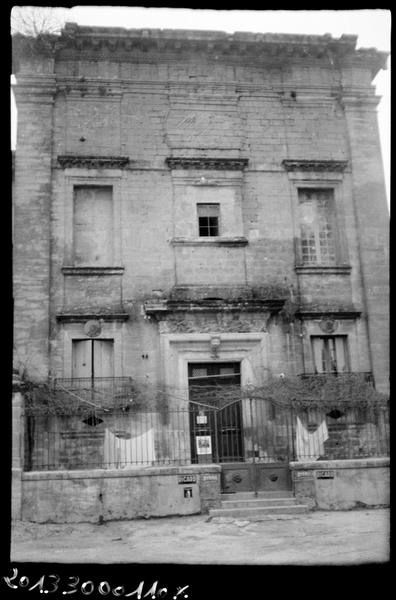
[
  {"left": 158, "top": 314, "right": 270, "bottom": 334},
  {"left": 57, "top": 155, "right": 129, "bottom": 169},
  {"left": 282, "top": 159, "right": 348, "bottom": 173},
  {"left": 166, "top": 157, "right": 249, "bottom": 170}
]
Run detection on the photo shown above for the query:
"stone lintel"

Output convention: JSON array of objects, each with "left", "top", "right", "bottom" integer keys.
[
  {"left": 56, "top": 312, "right": 129, "bottom": 322},
  {"left": 171, "top": 237, "right": 248, "bottom": 247}
]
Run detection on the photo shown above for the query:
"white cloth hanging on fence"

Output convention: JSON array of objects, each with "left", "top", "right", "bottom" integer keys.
[
  {"left": 104, "top": 426, "right": 155, "bottom": 469},
  {"left": 296, "top": 416, "right": 329, "bottom": 461}
]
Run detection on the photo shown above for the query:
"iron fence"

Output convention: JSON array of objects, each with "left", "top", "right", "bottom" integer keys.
[{"left": 23, "top": 399, "right": 389, "bottom": 472}]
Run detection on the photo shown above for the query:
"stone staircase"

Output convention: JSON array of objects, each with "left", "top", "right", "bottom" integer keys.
[{"left": 209, "top": 490, "right": 309, "bottom": 520}]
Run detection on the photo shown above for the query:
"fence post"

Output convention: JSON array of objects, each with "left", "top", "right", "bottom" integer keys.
[{"left": 12, "top": 389, "right": 24, "bottom": 520}]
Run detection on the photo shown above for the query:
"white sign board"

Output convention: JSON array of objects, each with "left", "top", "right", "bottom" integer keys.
[{"left": 196, "top": 435, "right": 212, "bottom": 455}]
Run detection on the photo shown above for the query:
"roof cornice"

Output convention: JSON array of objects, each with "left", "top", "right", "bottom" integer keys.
[{"left": 12, "top": 25, "right": 388, "bottom": 81}]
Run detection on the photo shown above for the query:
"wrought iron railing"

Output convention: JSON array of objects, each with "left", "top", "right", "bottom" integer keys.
[
  {"left": 53, "top": 377, "right": 136, "bottom": 411},
  {"left": 23, "top": 398, "right": 389, "bottom": 472},
  {"left": 299, "top": 372, "right": 374, "bottom": 385}
]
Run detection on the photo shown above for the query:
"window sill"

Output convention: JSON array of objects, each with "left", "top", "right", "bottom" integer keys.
[
  {"left": 62, "top": 266, "right": 125, "bottom": 276},
  {"left": 171, "top": 237, "right": 248, "bottom": 247},
  {"left": 295, "top": 265, "right": 352, "bottom": 275}
]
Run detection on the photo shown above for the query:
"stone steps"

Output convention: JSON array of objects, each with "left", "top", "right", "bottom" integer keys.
[
  {"left": 221, "top": 497, "right": 300, "bottom": 509},
  {"left": 221, "top": 490, "right": 294, "bottom": 500},
  {"left": 209, "top": 490, "right": 309, "bottom": 520}
]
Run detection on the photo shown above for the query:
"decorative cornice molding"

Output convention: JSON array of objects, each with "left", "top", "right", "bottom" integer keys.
[
  {"left": 295, "top": 265, "right": 352, "bottom": 275},
  {"left": 166, "top": 157, "right": 249, "bottom": 171},
  {"left": 144, "top": 298, "right": 286, "bottom": 318},
  {"left": 57, "top": 155, "right": 129, "bottom": 169},
  {"left": 62, "top": 266, "right": 125, "bottom": 276},
  {"left": 171, "top": 237, "right": 248, "bottom": 247},
  {"left": 282, "top": 159, "right": 348, "bottom": 173},
  {"left": 296, "top": 309, "right": 361, "bottom": 320},
  {"left": 56, "top": 312, "right": 129, "bottom": 322}
]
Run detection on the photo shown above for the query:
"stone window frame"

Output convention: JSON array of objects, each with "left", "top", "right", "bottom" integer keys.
[
  {"left": 297, "top": 187, "right": 338, "bottom": 266},
  {"left": 300, "top": 319, "right": 367, "bottom": 375},
  {"left": 310, "top": 334, "right": 350, "bottom": 374},
  {"left": 197, "top": 202, "right": 220, "bottom": 237},
  {"left": 169, "top": 170, "right": 248, "bottom": 247},
  {"left": 159, "top": 332, "right": 269, "bottom": 406},
  {"left": 62, "top": 169, "right": 123, "bottom": 271},
  {"left": 287, "top": 172, "right": 351, "bottom": 274},
  {"left": 62, "top": 320, "right": 125, "bottom": 379}
]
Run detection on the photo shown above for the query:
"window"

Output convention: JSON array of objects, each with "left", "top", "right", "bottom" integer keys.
[
  {"left": 197, "top": 203, "right": 219, "bottom": 237},
  {"left": 72, "top": 339, "right": 114, "bottom": 379},
  {"left": 73, "top": 186, "right": 113, "bottom": 265},
  {"left": 311, "top": 336, "right": 349, "bottom": 374},
  {"left": 298, "top": 189, "right": 336, "bottom": 265}
]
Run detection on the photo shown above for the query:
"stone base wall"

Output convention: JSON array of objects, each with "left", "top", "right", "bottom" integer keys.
[
  {"left": 19, "top": 464, "right": 221, "bottom": 523},
  {"left": 290, "top": 458, "right": 389, "bottom": 510}
]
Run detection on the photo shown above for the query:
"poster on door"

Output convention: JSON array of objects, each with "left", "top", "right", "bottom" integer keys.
[{"left": 196, "top": 435, "right": 212, "bottom": 455}]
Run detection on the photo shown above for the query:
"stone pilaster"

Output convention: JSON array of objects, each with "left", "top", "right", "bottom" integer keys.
[
  {"left": 13, "top": 65, "right": 56, "bottom": 381},
  {"left": 12, "top": 392, "right": 24, "bottom": 520},
  {"left": 342, "top": 94, "right": 389, "bottom": 393}
]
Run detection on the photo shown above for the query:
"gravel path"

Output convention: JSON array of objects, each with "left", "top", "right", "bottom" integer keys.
[{"left": 11, "top": 508, "right": 389, "bottom": 565}]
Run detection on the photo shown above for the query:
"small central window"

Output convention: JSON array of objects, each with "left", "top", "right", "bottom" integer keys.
[{"left": 197, "top": 203, "right": 219, "bottom": 237}]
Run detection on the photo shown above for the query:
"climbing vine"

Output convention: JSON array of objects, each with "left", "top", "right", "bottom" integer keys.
[{"left": 17, "top": 373, "right": 388, "bottom": 416}]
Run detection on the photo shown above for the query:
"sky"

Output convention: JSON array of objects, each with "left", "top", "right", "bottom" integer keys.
[{"left": 10, "top": 7, "right": 390, "bottom": 204}]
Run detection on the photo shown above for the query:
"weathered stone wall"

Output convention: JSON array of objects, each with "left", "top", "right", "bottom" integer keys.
[
  {"left": 290, "top": 458, "right": 390, "bottom": 510},
  {"left": 13, "top": 64, "right": 55, "bottom": 381},
  {"left": 13, "top": 29, "right": 389, "bottom": 394},
  {"left": 21, "top": 465, "right": 221, "bottom": 523}
]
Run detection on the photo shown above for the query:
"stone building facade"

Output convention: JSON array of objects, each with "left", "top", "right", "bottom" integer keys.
[{"left": 12, "top": 26, "right": 389, "bottom": 512}]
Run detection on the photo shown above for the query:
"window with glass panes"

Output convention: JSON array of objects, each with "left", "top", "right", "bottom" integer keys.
[
  {"left": 298, "top": 188, "right": 336, "bottom": 265},
  {"left": 197, "top": 203, "right": 219, "bottom": 237}
]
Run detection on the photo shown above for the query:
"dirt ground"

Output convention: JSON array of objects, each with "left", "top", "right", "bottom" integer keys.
[{"left": 10, "top": 508, "right": 389, "bottom": 565}]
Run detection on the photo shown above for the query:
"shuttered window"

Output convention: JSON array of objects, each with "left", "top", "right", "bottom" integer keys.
[
  {"left": 311, "top": 336, "right": 349, "bottom": 374},
  {"left": 72, "top": 339, "right": 114, "bottom": 379},
  {"left": 73, "top": 186, "right": 113, "bottom": 265}
]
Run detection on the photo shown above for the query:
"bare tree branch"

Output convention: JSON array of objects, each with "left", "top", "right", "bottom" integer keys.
[{"left": 11, "top": 6, "right": 68, "bottom": 37}]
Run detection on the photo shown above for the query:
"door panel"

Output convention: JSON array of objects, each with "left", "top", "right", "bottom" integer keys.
[
  {"left": 72, "top": 340, "right": 92, "bottom": 378},
  {"left": 188, "top": 363, "right": 293, "bottom": 492},
  {"left": 222, "top": 463, "right": 291, "bottom": 493},
  {"left": 189, "top": 362, "right": 241, "bottom": 465},
  {"left": 217, "top": 401, "right": 244, "bottom": 462},
  {"left": 93, "top": 339, "right": 114, "bottom": 378}
]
